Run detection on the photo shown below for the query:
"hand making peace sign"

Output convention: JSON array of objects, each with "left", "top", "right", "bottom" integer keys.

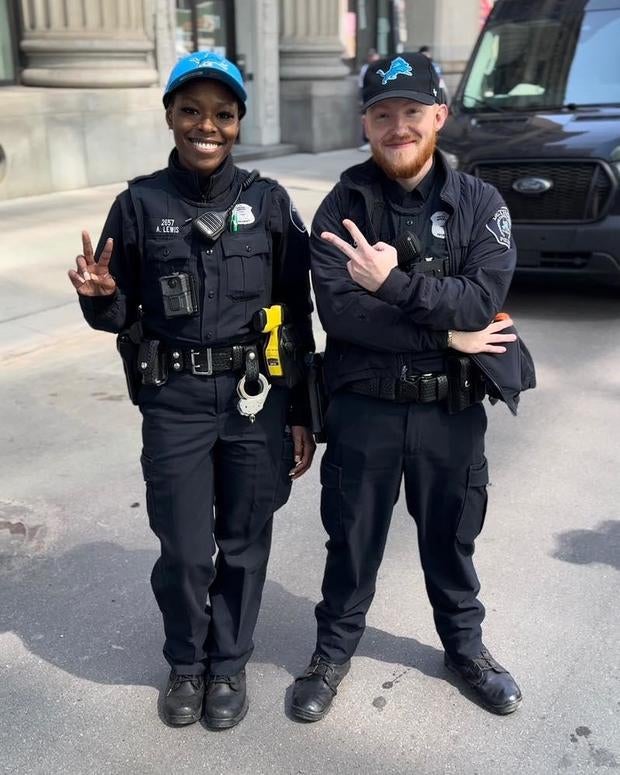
[
  {"left": 321, "top": 218, "right": 398, "bottom": 292},
  {"left": 67, "top": 231, "right": 117, "bottom": 297},
  {"left": 322, "top": 219, "right": 517, "bottom": 355}
]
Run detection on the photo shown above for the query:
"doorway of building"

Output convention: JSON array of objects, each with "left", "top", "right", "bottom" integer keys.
[{"left": 175, "top": 1, "right": 236, "bottom": 59}]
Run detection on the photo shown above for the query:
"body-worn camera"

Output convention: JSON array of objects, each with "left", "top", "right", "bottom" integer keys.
[
  {"left": 159, "top": 272, "right": 197, "bottom": 318},
  {"left": 394, "top": 230, "right": 448, "bottom": 277}
]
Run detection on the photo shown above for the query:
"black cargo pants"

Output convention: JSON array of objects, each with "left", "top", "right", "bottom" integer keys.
[
  {"left": 139, "top": 371, "right": 293, "bottom": 676},
  {"left": 315, "top": 391, "right": 489, "bottom": 664}
]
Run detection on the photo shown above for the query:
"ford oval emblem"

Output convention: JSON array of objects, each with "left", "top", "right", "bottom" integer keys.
[{"left": 512, "top": 176, "right": 553, "bottom": 195}]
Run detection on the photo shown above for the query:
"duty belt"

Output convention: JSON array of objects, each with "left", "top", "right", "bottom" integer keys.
[
  {"left": 164, "top": 344, "right": 247, "bottom": 375},
  {"left": 346, "top": 373, "right": 449, "bottom": 403}
]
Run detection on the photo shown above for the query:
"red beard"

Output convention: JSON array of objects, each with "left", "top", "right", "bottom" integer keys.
[{"left": 372, "top": 131, "right": 437, "bottom": 180}]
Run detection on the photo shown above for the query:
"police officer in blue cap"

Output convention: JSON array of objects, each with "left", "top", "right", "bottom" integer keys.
[{"left": 68, "top": 51, "right": 315, "bottom": 729}]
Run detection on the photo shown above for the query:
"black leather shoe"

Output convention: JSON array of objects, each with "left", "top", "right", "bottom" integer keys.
[
  {"left": 204, "top": 670, "right": 248, "bottom": 730},
  {"left": 291, "top": 655, "right": 351, "bottom": 722},
  {"left": 444, "top": 648, "right": 522, "bottom": 714},
  {"left": 163, "top": 671, "right": 205, "bottom": 726}
]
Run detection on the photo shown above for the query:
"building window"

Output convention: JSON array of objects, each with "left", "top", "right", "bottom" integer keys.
[
  {"left": 352, "top": 0, "right": 398, "bottom": 69},
  {"left": 175, "top": 1, "right": 235, "bottom": 59},
  {"left": 0, "top": 0, "right": 17, "bottom": 84}
]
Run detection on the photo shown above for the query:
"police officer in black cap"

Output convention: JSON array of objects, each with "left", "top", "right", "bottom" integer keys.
[
  {"left": 68, "top": 51, "right": 315, "bottom": 730},
  {"left": 291, "top": 52, "right": 524, "bottom": 720}
]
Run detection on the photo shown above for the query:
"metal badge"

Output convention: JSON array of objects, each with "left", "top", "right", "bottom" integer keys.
[{"left": 236, "top": 373, "right": 271, "bottom": 423}]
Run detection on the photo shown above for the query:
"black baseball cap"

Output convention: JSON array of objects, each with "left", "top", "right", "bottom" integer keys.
[{"left": 361, "top": 52, "right": 441, "bottom": 111}]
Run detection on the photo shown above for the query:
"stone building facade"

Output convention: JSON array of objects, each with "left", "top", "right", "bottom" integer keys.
[{"left": 0, "top": 1, "right": 484, "bottom": 200}]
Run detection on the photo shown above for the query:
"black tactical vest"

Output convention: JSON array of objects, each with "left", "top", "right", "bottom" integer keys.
[
  {"left": 127, "top": 162, "right": 275, "bottom": 348},
  {"left": 372, "top": 164, "right": 450, "bottom": 373}
]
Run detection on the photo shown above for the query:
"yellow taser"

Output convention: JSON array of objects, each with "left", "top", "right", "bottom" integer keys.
[{"left": 253, "top": 304, "right": 286, "bottom": 378}]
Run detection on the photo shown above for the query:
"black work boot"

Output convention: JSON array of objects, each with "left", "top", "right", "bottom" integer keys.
[
  {"left": 204, "top": 670, "right": 248, "bottom": 730},
  {"left": 291, "top": 655, "right": 351, "bottom": 722},
  {"left": 444, "top": 648, "right": 522, "bottom": 714},
  {"left": 162, "top": 671, "right": 205, "bottom": 726}
]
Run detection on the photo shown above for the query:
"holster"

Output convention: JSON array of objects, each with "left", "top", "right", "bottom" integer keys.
[
  {"left": 137, "top": 339, "right": 168, "bottom": 387},
  {"left": 410, "top": 256, "right": 449, "bottom": 278},
  {"left": 116, "top": 321, "right": 143, "bottom": 405},
  {"left": 446, "top": 354, "right": 486, "bottom": 414},
  {"left": 265, "top": 323, "right": 306, "bottom": 389},
  {"left": 306, "top": 352, "right": 328, "bottom": 443}
]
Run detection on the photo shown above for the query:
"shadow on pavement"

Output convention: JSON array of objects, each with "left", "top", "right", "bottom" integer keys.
[
  {"left": 1, "top": 541, "right": 162, "bottom": 688},
  {"left": 255, "top": 579, "right": 445, "bottom": 681},
  {"left": 257, "top": 580, "right": 506, "bottom": 716},
  {"left": 1, "top": 541, "right": 449, "bottom": 695},
  {"left": 552, "top": 520, "right": 620, "bottom": 571}
]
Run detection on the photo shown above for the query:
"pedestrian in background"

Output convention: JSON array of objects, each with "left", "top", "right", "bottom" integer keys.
[
  {"left": 291, "top": 52, "right": 524, "bottom": 722},
  {"left": 419, "top": 44, "right": 450, "bottom": 103},
  {"left": 358, "top": 47, "right": 381, "bottom": 91},
  {"left": 68, "top": 51, "right": 315, "bottom": 730}
]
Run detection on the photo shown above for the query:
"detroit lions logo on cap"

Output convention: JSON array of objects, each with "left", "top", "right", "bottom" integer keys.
[{"left": 376, "top": 57, "right": 413, "bottom": 86}]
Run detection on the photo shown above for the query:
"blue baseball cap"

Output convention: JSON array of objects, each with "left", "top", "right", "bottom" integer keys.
[{"left": 163, "top": 51, "right": 247, "bottom": 116}]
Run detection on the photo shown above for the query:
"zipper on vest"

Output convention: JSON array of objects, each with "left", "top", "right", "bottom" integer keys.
[{"left": 444, "top": 217, "right": 457, "bottom": 276}]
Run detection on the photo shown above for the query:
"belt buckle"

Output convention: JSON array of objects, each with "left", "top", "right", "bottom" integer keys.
[{"left": 190, "top": 348, "right": 213, "bottom": 375}]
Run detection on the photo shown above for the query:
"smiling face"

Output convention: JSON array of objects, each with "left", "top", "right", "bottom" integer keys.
[
  {"left": 363, "top": 98, "right": 448, "bottom": 183},
  {"left": 165, "top": 79, "right": 240, "bottom": 175}
]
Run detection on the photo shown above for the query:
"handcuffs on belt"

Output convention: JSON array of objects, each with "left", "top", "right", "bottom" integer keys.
[{"left": 236, "top": 348, "right": 270, "bottom": 423}]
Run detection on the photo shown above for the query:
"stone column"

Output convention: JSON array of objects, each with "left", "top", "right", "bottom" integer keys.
[
  {"left": 278, "top": 0, "right": 357, "bottom": 151},
  {"left": 18, "top": 0, "right": 158, "bottom": 87},
  {"left": 153, "top": 0, "right": 178, "bottom": 88},
  {"left": 235, "top": 0, "right": 281, "bottom": 147},
  {"left": 279, "top": 0, "right": 349, "bottom": 79},
  {"left": 404, "top": 0, "right": 480, "bottom": 98}
]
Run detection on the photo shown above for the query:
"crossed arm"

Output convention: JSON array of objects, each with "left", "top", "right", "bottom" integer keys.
[{"left": 311, "top": 193, "right": 516, "bottom": 355}]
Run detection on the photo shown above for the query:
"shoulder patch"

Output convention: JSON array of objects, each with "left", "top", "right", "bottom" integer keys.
[{"left": 485, "top": 207, "right": 512, "bottom": 249}]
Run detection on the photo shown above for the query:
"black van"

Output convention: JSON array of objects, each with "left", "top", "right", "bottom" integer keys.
[{"left": 439, "top": 0, "right": 620, "bottom": 284}]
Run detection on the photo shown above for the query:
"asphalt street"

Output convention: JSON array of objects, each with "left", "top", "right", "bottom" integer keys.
[{"left": 1, "top": 148, "right": 619, "bottom": 775}]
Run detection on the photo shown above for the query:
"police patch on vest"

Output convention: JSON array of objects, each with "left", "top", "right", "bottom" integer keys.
[
  {"left": 486, "top": 207, "right": 512, "bottom": 249},
  {"left": 430, "top": 210, "right": 449, "bottom": 239},
  {"left": 289, "top": 201, "right": 307, "bottom": 233},
  {"left": 231, "top": 203, "right": 255, "bottom": 225}
]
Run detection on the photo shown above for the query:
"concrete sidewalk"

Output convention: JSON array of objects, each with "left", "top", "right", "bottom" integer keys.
[
  {"left": 3, "top": 145, "right": 620, "bottom": 775},
  {"left": 0, "top": 147, "right": 365, "bottom": 361}
]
